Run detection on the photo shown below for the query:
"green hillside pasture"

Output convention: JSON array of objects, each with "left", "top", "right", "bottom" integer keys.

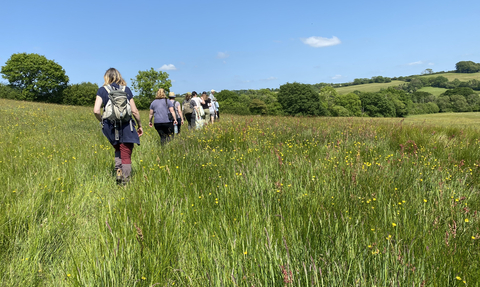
[
  {"left": 1, "top": 98, "right": 480, "bottom": 286},
  {"left": 406, "top": 112, "right": 480, "bottom": 128},
  {"left": 335, "top": 80, "right": 404, "bottom": 94},
  {"left": 417, "top": 86, "right": 448, "bottom": 97},
  {"left": 421, "top": 72, "right": 480, "bottom": 82}
]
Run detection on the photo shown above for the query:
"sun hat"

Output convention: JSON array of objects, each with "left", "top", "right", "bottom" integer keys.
[
  {"left": 168, "top": 92, "right": 176, "bottom": 98},
  {"left": 211, "top": 89, "right": 216, "bottom": 93}
]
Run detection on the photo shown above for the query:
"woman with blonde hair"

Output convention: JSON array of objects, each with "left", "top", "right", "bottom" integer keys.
[
  {"left": 93, "top": 68, "right": 143, "bottom": 184},
  {"left": 148, "top": 88, "right": 177, "bottom": 145}
]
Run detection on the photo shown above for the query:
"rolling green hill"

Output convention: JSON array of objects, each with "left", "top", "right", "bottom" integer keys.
[
  {"left": 334, "top": 72, "right": 480, "bottom": 95},
  {"left": 420, "top": 72, "right": 480, "bottom": 81},
  {"left": 335, "top": 80, "right": 404, "bottom": 94},
  {"left": 416, "top": 87, "right": 447, "bottom": 97}
]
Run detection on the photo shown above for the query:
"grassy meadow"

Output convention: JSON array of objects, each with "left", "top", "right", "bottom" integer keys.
[
  {"left": 421, "top": 72, "right": 480, "bottom": 82},
  {"left": 335, "top": 81, "right": 404, "bottom": 95},
  {"left": 416, "top": 87, "right": 448, "bottom": 97},
  {"left": 335, "top": 72, "right": 480, "bottom": 95},
  {"left": 1, "top": 98, "right": 480, "bottom": 286}
]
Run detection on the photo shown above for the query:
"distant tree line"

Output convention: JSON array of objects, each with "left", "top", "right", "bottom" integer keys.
[
  {"left": 217, "top": 82, "right": 480, "bottom": 118},
  {"left": 2, "top": 54, "right": 480, "bottom": 118},
  {"left": 0, "top": 53, "right": 171, "bottom": 109}
]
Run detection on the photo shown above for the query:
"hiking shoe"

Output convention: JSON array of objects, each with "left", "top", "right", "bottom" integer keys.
[{"left": 116, "top": 169, "right": 124, "bottom": 184}]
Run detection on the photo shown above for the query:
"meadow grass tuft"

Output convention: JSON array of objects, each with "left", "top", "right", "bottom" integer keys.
[{"left": 1, "top": 99, "right": 479, "bottom": 286}]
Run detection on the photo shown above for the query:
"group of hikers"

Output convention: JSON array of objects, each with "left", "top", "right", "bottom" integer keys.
[
  {"left": 149, "top": 89, "right": 219, "bottom": 145},
  {"left": 93, "top": 68, "right": 219, "bottom": 184}
]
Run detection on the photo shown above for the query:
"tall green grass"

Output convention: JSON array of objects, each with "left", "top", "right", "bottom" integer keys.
[{"left": 1, "top": 99, "right": 479, "bottom": 286}]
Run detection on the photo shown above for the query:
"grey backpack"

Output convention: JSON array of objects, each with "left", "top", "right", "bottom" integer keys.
[{"left": 102, "top": 85, "right": 132, "bottom": 124}]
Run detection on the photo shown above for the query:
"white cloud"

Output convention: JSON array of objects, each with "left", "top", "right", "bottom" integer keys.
[
  {"left": 159, "top": 64, "right": 177, "bottom": 71},
  {"left": 217, "top": 52, "right": 229, "bottom": 59},
  {"left": 260, "top": 76, "right": 277, "bottom": 82},
  {"left": 301, "top": 36, "right": 341, "bottom": 48},
  {"left": 428, "top": 62, "right": 435, "bottom": 66},
  {"left": 331, "top": 75, "right": 343, "bottom": 80},
  {"left": 407, "top": 61, "right": 424, "bottom": 66}
]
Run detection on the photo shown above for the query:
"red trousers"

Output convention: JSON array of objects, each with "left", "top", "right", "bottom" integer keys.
[{"left": 113, "top": 143, "right": 133, "bottom": 164}]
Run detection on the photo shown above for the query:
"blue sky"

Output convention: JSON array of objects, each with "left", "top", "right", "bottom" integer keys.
[{"left": 1, "top": 0, "right": 479, "bottom": 95}]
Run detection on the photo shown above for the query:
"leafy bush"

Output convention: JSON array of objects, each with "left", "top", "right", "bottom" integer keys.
[
  {"left": 62, "top": 82, "right": 99, "bottom": 106},
  {"left": 0, "top": 83, "right": 21, "bottom": 100},
  {"left": 249, "top": 99, "right": 267, "bottom": 115}
]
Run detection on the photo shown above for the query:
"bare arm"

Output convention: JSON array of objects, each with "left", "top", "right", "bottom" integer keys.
[
  {"left": 148, "top": 109, "right": 154, "bottom": 127},
  {"left": 129, "top": 98, "right": 143, "bottom": 136},
  {"left": 176, "top": 104, "right": 183, "bottom": 124},
  {"left": 93, "top": 96, "right": 103, "bottom": 122}
]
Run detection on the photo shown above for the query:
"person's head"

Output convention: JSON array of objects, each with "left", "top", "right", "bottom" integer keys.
[
  {"left": 192, "top": 91, "right": 198, "bottom": 97},
  {"left": 211, "top": 89, "right": 215, "bottom": 94},
  {"left": 184, "top": 92, "right": 192, "bottom": 101},
  {"left": 103, "top": 68, "right": 127, "bottom": 86},
  {"left": 168, "top": 92, "right": 176, "bottom": 99},
  {"left": 201, "top": 91, "right": 208, "bottom": 100},
  {"left": 156, "top": 88, "right": 167, "bottom": 99}
]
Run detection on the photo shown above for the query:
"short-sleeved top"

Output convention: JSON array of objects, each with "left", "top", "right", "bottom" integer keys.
[
  {"left": 150, "top": 98, "right": 174, "bottom": 124},
  {"left": 170, "top": 100, "right": 181, "bottom": 119},
  {"left": 190, "top": 97, "right": 200, "bottom": 117},
  {"left": 201, "top": 98, "right": 210, "bottom": 110},
  {"left": 97, "top": 83, "right": 140, "bottom": 145}
]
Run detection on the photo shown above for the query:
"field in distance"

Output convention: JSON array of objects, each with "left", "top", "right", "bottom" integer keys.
[
  {"left": 335, "top": 80, "right": 404, "bottom": 94},
  {"left": 404, "top": 111, "right": 480, "bottom": 128},
  {"left": 335, "top": 72, "right": 480, "bottom": 95}
]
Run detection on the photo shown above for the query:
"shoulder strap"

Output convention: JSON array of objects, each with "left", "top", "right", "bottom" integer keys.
[
  {"left": 104, "top": 85, "right": 111, "bottom": 93},
  {"left": 119, "top": 85, "right": 126, "bottom": 92}
]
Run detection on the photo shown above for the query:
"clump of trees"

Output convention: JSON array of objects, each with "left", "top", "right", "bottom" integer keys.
[
  {"left": 0, "top": 53, "right": 174, "bottom": 109},
  {"left": 216, "top": 89, "right": 283, "bottom": 116},
  {"left": 455, "top": 61, "right": 480, "bottom": 73}
]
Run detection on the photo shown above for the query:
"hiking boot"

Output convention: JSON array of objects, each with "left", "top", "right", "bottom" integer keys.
[{"left": 116, "top": 169, "right": 124, "bottom": 184}]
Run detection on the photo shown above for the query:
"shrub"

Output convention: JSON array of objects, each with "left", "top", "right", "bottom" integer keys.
[{"left": 62, "top": 82, "right": 99, "bottom": 106}]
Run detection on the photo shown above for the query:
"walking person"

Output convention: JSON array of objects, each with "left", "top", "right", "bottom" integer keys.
[
  {"left": 148, "top": 88, "right": 177, "bottom": 145},
  {"left": 93, "top": 68, "right": 143, "bottom": 185},
  {"left": 209, "top": 89, "right": 219, "bottom": 121},
  {"left": 190, "top": 91, "right": 205, "bottom": 130},
  {"left": 182, "top": 92, "right": 194, "bottom": 130},
  {"left": 168, "top": 92, "right": 184, "bottom": 134},
  {"left": 201, "top": 91, "right": 211, "bottom": 125}
]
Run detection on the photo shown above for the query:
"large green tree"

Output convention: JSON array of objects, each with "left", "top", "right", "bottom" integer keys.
[
  {"left": 277, "top": 82, "right": 327, "bottom": 116},
  {"left": 130, "top": 68, "right": 172, "bottom": 109},
  {"left": 1, "top": 53, "right": 69, "bottom": 103},
  {"left": 455, "top": 61, "right": 480, "bottom": 73}
]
